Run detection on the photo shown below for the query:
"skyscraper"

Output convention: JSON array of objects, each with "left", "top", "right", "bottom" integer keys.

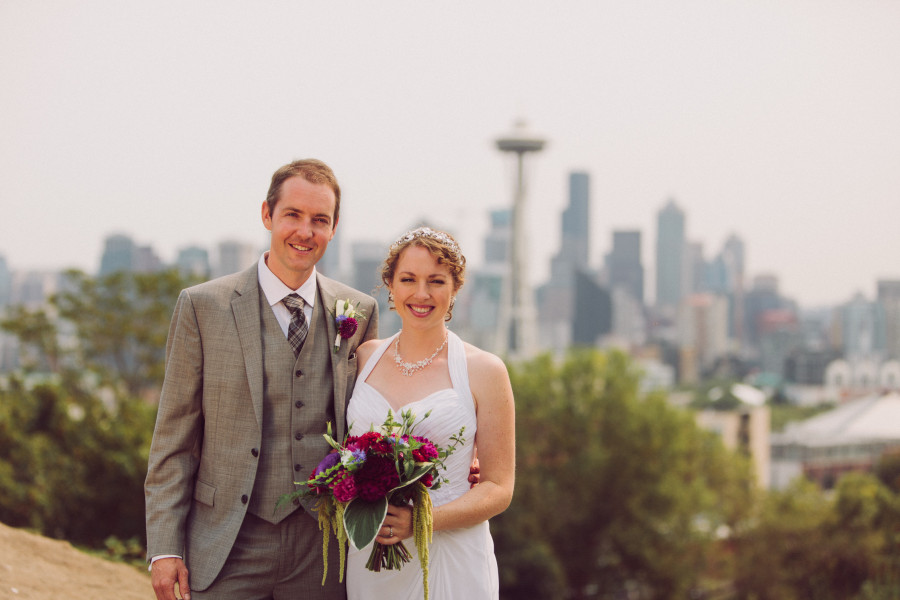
[
  {"left": 98, "top": 233, "right": 162, "bottom": 275},
  {"left": 606, "top": 230, "right": 643, "bottom": 303},
  {"left": 550, "top": 171, "right": 590, "bottom": 279},
  {"left": 655, "top": 199, "right": 686, "bottom": 312},
  {"left": 98, "top": 234, "right": 137, "bottom": 276},
  {"left": 877, "top": 279, "right": 900, "bottom": 360},
  {"left": 215, "top": 240, "right": 259, "bottom": 277},
  {"left": 538, "top": 171, "right": 592, "bottom": 352},
  {"left": 175, "top": 246, "right": 211, "bottom": 279}
]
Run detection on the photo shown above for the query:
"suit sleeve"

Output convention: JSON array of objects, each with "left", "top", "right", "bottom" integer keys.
[
  {"left": 144, "top": 289, "right": 205, "bottom": 561},
  {"left": 362, "top": 296, "right": 379, "bottom": 343}
]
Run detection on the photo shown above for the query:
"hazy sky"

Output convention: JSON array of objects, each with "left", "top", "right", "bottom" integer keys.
[{"left": 2, "top": 1, "right": 898, "bottom": 307}]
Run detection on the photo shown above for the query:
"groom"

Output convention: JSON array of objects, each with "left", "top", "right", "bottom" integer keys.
[{"left": 145, "top": 159, "right": 378, "bottom": 600}]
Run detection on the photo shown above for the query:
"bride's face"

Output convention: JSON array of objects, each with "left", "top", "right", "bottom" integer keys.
[{"left": 389, "top": 245, "right": 454, "bottom": 329}]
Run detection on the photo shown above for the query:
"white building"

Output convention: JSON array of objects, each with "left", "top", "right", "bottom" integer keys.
[{"left": 770, "top": 391, "right": 900, "bottom": 489}]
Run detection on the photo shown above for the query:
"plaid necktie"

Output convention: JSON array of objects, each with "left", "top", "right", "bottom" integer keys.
[{"left": 282, "top": 293, "right": 308, "bottom": 356}]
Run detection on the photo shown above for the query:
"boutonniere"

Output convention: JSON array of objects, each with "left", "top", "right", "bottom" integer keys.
[{"left": 332, "top": 298, "right": 366, "bottom": 353}]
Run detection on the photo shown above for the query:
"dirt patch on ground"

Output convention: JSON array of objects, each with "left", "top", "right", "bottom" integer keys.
[{"left": 0, "top": 521, "right": 154, "bottom": 600}]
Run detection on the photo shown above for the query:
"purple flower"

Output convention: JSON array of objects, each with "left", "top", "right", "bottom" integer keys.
[{"left": 314, "top": 451, "right": 341, "bottom": 476}]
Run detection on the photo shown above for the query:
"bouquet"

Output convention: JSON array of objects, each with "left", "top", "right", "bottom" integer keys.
[{"left": 279, "top": 409, "right": 464, "bottom": 600}]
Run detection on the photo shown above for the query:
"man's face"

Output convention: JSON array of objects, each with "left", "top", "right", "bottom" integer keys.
[{"left": 261, "top": 176, "right": 337, "bottom": 289}]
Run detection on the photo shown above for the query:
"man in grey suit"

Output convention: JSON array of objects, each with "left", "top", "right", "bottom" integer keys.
[{"left": 145, "top": 159, "right": 378, "bottom": 600}]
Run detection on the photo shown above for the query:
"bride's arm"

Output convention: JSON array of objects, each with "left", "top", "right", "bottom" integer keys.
[{"left": 379, "top": 345, "right": 515, "bottom": 542}]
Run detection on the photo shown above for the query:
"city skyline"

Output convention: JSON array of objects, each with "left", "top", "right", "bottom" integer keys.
[{"left": 2, "top": 2, "right": 899, "bottom": 308}]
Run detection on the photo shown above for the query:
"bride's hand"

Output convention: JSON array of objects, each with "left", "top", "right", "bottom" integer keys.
[{"left": 377, "top": 503, "right": 413, "bottom": 545}]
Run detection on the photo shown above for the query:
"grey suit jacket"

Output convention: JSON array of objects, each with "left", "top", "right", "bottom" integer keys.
[{"left": 144, "top": 264, "right": 378, "bottom": 590}]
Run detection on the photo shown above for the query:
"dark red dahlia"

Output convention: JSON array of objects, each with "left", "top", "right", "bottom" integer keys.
[
  {"left": 354, "top": 455, "right": 400, "bottom": 502},
  {"left": 336, "top": 315, "right": 358, "bottom": 339}
]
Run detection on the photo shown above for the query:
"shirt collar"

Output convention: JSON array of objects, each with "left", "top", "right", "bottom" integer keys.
[{"left": 257, "top": 253, "right": 317, "bottom": 308}]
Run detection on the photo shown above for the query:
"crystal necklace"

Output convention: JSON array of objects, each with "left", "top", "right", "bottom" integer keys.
[{"left": 393, "top": 332, "right": 448, "bottom": 377}]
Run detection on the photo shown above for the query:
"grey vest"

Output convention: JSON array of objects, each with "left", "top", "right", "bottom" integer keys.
[{"left": 248, "top": 288, "right": 335, "bottom": 523}]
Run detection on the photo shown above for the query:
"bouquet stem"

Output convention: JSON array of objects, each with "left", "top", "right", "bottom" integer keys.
[{"left": 364, "top": 540, "right": 412, "bottom": 571}]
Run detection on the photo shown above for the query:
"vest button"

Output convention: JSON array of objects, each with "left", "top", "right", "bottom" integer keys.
[
  {"left": 295, "top": 400, "right": 304, "bottom": 409},
  {"left": 295, "top": 369, "right": 302, "bottom": 377},
  {"left": 294, "top": 463, "right": 302, "bottom": 472},
  {"left": 295, "top": 432, "right": 304, "bottom": 441},
  {"left": 241, "top": 494, "right": 249, "bottom": 504},
  {"left": 251, "top": 448, "right": 259, "bottom": 457}
]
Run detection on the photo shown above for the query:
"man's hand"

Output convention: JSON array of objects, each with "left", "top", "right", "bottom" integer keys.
[
  {"left": 151, "top": 557, "right": 191, "bottom": 600},
  {"left": 468, "top": 457, "right": 480, "bottom": 488}
]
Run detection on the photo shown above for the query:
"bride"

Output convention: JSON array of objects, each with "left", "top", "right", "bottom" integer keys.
[{"left": 345, "top": 227, "right": 515, "bottom": 600}]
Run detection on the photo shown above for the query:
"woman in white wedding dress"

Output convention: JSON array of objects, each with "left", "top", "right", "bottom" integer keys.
[{"left": 345, "top": 227, "right": 515, "bottom": 600}]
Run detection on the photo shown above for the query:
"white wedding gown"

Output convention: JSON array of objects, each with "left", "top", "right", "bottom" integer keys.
[{"left": 346, "top": 331, "right": 499, "bottom": 600}]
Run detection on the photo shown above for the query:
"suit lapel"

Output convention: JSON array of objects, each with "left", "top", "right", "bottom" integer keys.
[{"left": 232, "top": 266, "right": 265, "bottom": 429}]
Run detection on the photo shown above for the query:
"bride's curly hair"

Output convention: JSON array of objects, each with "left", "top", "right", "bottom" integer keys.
[{"left": 380, "top": 227, "right": 467, "bottom": 322}]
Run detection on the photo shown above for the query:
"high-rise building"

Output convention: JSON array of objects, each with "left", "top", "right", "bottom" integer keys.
[
  {"left": 655, "top": 199, "right": 686, "bottom": 311},
  {"left": 538, "top": 172, "right": 592, "bottom": 352},
  {"left": 175, "top": 246, "right": 211, "bottom": 279},
  {"left": 98, "top": 233, "right": 163, "bottom": 275},
  {"left": 215, "top": 240, "right": 259, "bottom": 277},
  {"left": 0, "top": 255, "right": 11, "bottom": 307},
  {"left": 460, "top": 210, "right": 510, "bottom": 352},
  {"left": 676, "top": 293, "right": 730, "bottom": 379},
  {"left": 99, "top": 234, "right": 137, "bottom": 276},
  {"left": 878, "top": 279, "right": 900, "bottom": 360},
  {"left": 318, "top": 225, "right": 342, "bottom": 280},
  {"left": 840, "top": 292, "right": 887, "bottom": 360},
  {"left": 549, "top": 171, "right": 590, "bottom": 280},
  {"left": 571, "top": 270, "right": 611, "bottom": 347},
  {"left": 605, "top": 230, "right": 644, "bottom": 304}
]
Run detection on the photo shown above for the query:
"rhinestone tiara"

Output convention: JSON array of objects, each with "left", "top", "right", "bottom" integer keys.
[{"left": 390, "top": 227, "right": 462, "bottom": 262}]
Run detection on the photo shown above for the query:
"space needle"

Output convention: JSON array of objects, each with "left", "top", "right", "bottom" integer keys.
[{"left": 495, "top": 119, "right": 546, "bottom": 359}]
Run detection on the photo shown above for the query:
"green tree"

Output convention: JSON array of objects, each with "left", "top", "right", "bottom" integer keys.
[
  {"left": 0, "top": 268, "right": 196, "bottom": 549},
  {"left": 495, "top": 349, "right": 755, "bottom": 599},
  {"left": 0, "top": 375, "right": 156, "bottom": 546},
  {"left": 733, "top": 473, "right": 900, "bottom": 599},
  {"left": 1, "top": 268, "right": 196, "bottom": 397}
]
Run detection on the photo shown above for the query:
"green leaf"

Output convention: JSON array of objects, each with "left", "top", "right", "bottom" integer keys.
[
  {"left": 390, "top": 464, "right": 434, "bottom": 493},
  {"left": 344, "top": 497, "right": 388, "bottom": 550}
]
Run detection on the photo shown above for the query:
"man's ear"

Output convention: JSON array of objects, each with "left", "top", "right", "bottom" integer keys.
[{"left": 261, "top": 201, "right": 273, "bottom": 231}]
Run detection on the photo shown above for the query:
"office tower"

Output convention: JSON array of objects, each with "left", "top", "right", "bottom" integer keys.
[
  {"left": 175, "top": 246, "right": 211, "bottom": 279},
  {"left": 215, "top": 240, "right": 258, "bottom": 277},
  {"left": 655, "top": 199, "right": 686, "bottom": 312},
  {"left": 721, "top": 234, "right": 746, "bottom": 343},
  {"left": 98, "top": 233, "right": 162, "bottom": 275},
  {"left": 571, "top": 270, "right": 611, "bottom": 346},
  {"left": 538, "top": 172, "right": 591, "bottom": 352},
  {"left": 351, "top": 240, "right": 399, "bottom": 334},
  {"left": 743, "top": 274, "right": 788, "bottom": 349},
  {"left": 676, "top": 293, "right": 730, "bottom": 379},
  {"left": 99, "top": 234, "right": 137, "bottom": 276},
  {"left": 685, "top": 241, "right": 705, "bottom": 295},
  {"left": 606, "top": 230, "right": 644, "bottom": 304},
  {"left": 494, "top": 119, "right": 546, "bottom": 359},
  {"left": 549, "top": 171, "right": 590, "bottom": 279},
  {"left": 878, "top": 279, "right": 900, "bottom": 360},
  {"left": 484, "top": 209, "right": 511, "bottom": 265},
  {"left": 463, "top": 210, "right": 511, "bottom": 352},
  {"left": 841, "top": 292, "right": 887, "bottom": 360},
  {"left": 0, "top": 255, "right": 11, "bottom": 307},
  {"left": 318, "top": 225, "right": 342, "bottom": 279}
]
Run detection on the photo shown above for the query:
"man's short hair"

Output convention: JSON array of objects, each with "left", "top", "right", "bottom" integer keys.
[{"left": 266, "top": 159, "right": 341, "bottom": 225}]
